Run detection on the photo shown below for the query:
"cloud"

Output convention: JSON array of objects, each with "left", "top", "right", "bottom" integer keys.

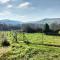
[
  {"left": 0, "top": 11, "right": 29, "bottom": 22},
  {"left": 0, "top": 11, "right": 26, "bottom": 19},
  {"left": 0, "top": 0, "right": 10, "bottom": 3},
  {"left": 0, "top": 11, "right": 11, "bottom": 16},
  {"left": 7, "top": 5, "right": 13, "bottom": 8},
  {"left": 0, "top": 11, "right": 13, "bottom": 19},
  {"left": 14, "top": 15, "right": 28, "bottom": 21},
  {"left": 18, "top": 2, "right": 32, "bottom": 8},
  {"left": 0, "top": 11, "right": 36, "bottom": 22}
]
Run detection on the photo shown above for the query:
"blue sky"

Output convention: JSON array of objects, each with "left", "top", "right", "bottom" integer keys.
[{"left": 0, "top": 0, "right": 60, "bottom": 22}]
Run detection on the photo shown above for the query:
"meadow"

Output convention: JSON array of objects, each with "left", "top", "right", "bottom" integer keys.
[{"left": 0, "top": 31, "right": 60, "bottom": 60}]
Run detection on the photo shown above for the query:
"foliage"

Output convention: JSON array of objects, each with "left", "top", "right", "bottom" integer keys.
[
  {"left": 0, "top": 31, "right": 60, "bottom": 60},
  {"left": 44, "top": 23, "right": 50, "bottom": 33},
  {"left": 2, "top": 40, "right": 10, "bottom": 47}
]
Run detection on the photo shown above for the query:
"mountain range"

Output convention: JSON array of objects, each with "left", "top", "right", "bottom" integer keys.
[
  {"left": 23, "top": 18, "right": 60, "bottom": 31},
  {"left": 0, "top": 19, "right": 22, "bottom": 25},
  {"left": 0, "top": 18, "right": 60, "bottom": 31},
  {"left": 0, "top": 18, "right": 60, "bottom": 25}
]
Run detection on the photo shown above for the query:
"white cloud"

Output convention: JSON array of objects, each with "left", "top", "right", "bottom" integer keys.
[
  {"left": 0, "top": 11, "right": 37, "bottom": 22},
  {"left": 16, "top": 15, "right": 27, "bottom": 18},
  {"left": 18, "top": 2, "right": 31, "bottom": 8},
  {"left": 0, "top": 11, "right": 26, "bottom": 19},
  {"left": 14, "top": 15, "right": 30, "bottom": 22},
  {"left": 0, "top": 11, "right": 13, "bottom": 19},
  {"left": 7, "top": 5, "right": 13, "bottom": 8},
  {"left": 0, "top": 0, "right": 10, "bottom": 3},
  {"left": 0, "top": 11, "right": 29, "bottom": 22},
  {"left": 0, "top": 11, "right": 11, "bottom": 16}
]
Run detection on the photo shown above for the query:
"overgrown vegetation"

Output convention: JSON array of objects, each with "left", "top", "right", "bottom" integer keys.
[
  {"left": 2, "top": 40, "right": 10, "bottom": 47},
  {"left": 0, "top": 31, "right": 60, "bottom": 60}
]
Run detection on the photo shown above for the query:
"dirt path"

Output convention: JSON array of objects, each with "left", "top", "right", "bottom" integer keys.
[{"left": 0, "top": 47, "right": 11, "bottom": 57}]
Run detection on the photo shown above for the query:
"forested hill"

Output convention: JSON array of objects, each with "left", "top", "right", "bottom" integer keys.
[
  {"left": 22, "top": 18, "right": 60, "bottom": 32},
  {"left": 0, "top": 19, "right": 22, "bottom": 30},
  {"left": 0, "top": 18, "right": 60, "bottom": 31}
]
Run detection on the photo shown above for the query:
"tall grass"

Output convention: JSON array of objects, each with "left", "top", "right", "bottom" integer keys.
[{"left": 0, "top": 31, "right": 60, "bottom": 60}]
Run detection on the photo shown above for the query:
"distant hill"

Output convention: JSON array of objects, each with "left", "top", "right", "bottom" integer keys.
[
  {"left": 22, "top": 18, "right": 60, "bottom": 32},
  {"left": 0, "top": 19, "right": 22, "bottom": 30},
  {"left": 37, "top": 18, "right": 60, "bottom": 30},
  {"left": 0, "top": 19, "right": 22, "bottom": 25},
  {"left": 37, "top": 18, "right": 60, "bottom": 24},
  {"left": 0, "top": 18, "right": 60, "bottom": 31}
]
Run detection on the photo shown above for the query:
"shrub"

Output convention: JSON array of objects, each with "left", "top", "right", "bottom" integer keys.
[
  {"left": 24, "top": 40, "right": 31, "bottom": 44},
  {"left": 2, "top": 40, "right": 10, "bottom": 47}
]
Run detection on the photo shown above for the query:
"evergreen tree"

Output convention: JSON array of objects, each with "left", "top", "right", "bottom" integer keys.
[{"left": 44, "top": 23, "right": 50, "bottom": 33}]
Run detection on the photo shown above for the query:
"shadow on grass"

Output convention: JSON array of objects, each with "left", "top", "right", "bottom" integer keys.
[
  {"left": 31, "top": 43, "right": 60, "bottom": 47},
  {"left": 44, "top": 32, "right": 60, "bottom": 36}
]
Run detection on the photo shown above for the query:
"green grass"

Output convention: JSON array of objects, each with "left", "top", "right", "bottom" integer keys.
[
  {"left": 0, "top": 31, "right": 60, "bottom": 60},
  {"left": 25, "top": 33, "right": 60, "bottom": 45}
]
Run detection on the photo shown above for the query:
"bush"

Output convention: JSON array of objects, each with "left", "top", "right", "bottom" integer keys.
[
  {"left": 24, "top": 40, "right": 31, "bottom": 44},
  {"left": 2, "top": 40, "right": 10, "bottom": 47}
]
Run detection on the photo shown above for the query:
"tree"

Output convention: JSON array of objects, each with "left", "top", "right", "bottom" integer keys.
[{"left": 44, "top": 23, "right": 50, "bottom": 33}]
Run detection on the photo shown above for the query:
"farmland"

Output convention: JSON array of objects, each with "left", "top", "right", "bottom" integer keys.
[{"left": 0, "top": 31, "right": 60, "bottom": 60}]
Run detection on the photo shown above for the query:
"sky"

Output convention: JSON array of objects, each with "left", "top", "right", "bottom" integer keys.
[{"left": 0, "top": 0, "right": 60, "bottom": 22}]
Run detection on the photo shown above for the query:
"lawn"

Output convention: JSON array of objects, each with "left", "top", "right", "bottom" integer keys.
[{"left": 0, "top": 31, "right": 60, "bottom": 60}]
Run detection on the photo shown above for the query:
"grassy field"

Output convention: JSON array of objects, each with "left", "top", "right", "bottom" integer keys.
[{"left": 0, "top": 31, "right": 60, "bottom": 60}]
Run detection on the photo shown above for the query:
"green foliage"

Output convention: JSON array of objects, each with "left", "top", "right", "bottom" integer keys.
[
  {"left": 24, "top": 40, "right": 31, "bottom": 44},
  {"left": 2, "top": 40, "right": 10, "bottom": 47},
  {"left": 0, "top": 31, "right": 60, "bottom": 60},
  {"left": 44, "top": 23, "right": 50, "bottom": 33}
]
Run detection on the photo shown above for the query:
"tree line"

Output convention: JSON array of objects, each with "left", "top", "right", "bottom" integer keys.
[
  {"left": 0, "top": 22, "right": 60, "bottom": 35},
  {"left": 22, "top": 23, "right": 60, "bottom": 35},
  {"left": 0, "top": 23, "right": 21, "bottom": 31}
]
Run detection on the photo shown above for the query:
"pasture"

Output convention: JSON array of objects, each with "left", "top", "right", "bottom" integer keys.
[{"left": 0, "top": 31, "right": 60, "bottom": 60}]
